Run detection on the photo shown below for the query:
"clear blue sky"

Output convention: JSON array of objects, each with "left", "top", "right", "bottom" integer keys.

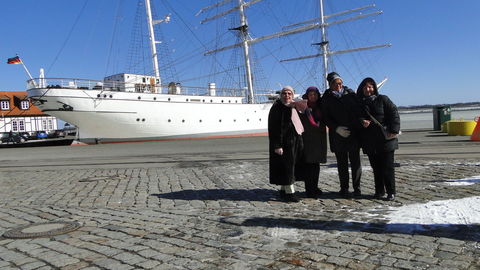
[{"left": 1, "top": 0, "right": 479, "bottom": 107}]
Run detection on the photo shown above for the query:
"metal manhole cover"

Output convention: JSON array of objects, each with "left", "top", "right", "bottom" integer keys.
[
  {"left": 79, "top": 174, "right": 127, "bottom": 182},
  {"left": 3, "top": 221, "right": 81, "bottom": 239}
]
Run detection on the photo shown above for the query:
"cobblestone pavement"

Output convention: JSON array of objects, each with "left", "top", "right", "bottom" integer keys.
[{"left": 0, "top": 132, "right": 479, "bottom": 269}]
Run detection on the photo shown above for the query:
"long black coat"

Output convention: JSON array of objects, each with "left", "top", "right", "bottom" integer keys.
[
  {"left": 321, "top": 87, "right": 362, "bottom": 153},
  {"left": 268, "top": 99, "right": 303, "bottom": 185},
  {"left": 298, "top": 105, "right": 327, "bottom": 164},
  {"left": 358, "top": 94, "right": 400, "bottom": 154}
]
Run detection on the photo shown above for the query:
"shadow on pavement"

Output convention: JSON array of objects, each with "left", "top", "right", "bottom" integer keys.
[
  {"left": 151, "top": 189, "right": 374, "bottom": 201},
  {"left": 152, "top": 188, "right": 277, "bottom": 202},
  {"left": 219, "top": 216, "right": 480, "bottom": 241}
]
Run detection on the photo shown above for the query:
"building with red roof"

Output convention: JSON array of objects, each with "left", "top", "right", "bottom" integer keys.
[{"left": 0, "top": 91, "right": 58, "bottom": 134}]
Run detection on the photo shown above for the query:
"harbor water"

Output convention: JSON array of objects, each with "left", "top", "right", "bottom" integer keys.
[{"left": 400, "top": 108, "right": 480, "bottom": 130}]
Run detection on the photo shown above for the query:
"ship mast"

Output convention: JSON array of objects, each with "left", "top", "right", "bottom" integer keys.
[
  {"left": 281, "top": 2, "right": 391, "bottom": 90},
  {"left": 318, "top": 0, "right": 329, "bottom": 89},
  {"left": 145, "top": 0, "right": 161, "bottom": 90},
  {"left": 238, "top": 0, "right": 255, "bottom": 103}
]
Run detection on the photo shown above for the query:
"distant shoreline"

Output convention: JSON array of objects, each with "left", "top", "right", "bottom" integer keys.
[{"left": 398, "top": 103, "right": 480, "bottom": 114}]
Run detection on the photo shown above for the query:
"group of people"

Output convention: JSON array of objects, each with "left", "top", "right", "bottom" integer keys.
[{"left": 268, "top": 72, "right": 400, "bottom": 202}]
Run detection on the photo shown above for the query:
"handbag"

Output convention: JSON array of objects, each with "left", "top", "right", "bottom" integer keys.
[{"left": 364, "top": 109, "right": 396, "bottom": 141}]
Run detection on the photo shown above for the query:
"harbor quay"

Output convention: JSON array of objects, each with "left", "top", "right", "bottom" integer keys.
[{"left": 0, "top": 130, "right": 479, "bottom": 269}]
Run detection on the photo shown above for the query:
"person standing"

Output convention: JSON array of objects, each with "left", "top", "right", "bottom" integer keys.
[
  {"left": 268, "top": 86, "right": 304, "bottom": 202},
  {"left": 357, "top": 77, "right": 400, "bottom": 201},
  {"left": 295, "top": 86, "right": 327, "bottom": 198},
  {"left": 321, "top": 72, "right": 363, "bottom": 198}
]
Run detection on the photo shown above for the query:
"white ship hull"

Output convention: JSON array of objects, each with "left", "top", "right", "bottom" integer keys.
[{"left": 28, "top": 87, "right": 272, "bottom": 143}]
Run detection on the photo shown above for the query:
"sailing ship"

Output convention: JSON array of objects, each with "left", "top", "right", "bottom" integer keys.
[{"left": 26, "top": 0, "right": 389, "bottom": 144}]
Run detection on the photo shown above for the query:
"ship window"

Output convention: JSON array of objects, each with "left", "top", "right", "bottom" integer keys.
[
  {"left": 228, "top": 100, "right": 231, "bottom": 103},
  {"left": 136, "top": 118, "right": 140, "bottom": 121},
  {"left": 138, "top": 96, "right": 141, "bottom": 100},
  {"left": 97, "top": 94, "right": 101, "bottom": 98},
  {"left": 247, "top": 119, "right": 250, "bottom": 122},
  {"left": 182, "top": 120, "right": 185, "bottom": 123},
  {"left": 199, "top": 120, "right": 202, "bottom": 122},
  {"left": 259, "top": 118, "right": 262, "bottom": 121},
  {"left": 48, "top": 119, "right": 53, "bottom": 130},
  {"left": 142, "top": 78, "right": 146, "bottom": 83},
  {"left": 168, "top": 119, "right": 171, "bottom": 122},
  {"left": 0, "top": 100, "right": 9, "bottom": 110},
  {"left": 168, "top": 98, "right": 171, "bottom": 101},
  {"left": 221, "top": 100, "right": 224, "bottom": 103},
  {"left": 186, "top": 99, "right": 189, "bottom": 102},
  {"left": 234, "top": 119, "right": 236, "bottom": 122},
  {"left": 210, "top": 100, "right": 213, "bottom": 103},
  {"left": 153, "top": 97, "right": 157, "bottom": 101},
  {"left": 219, "top": 119, "right": 222, "bottom": 122},
  {"left": 235, "top": 100, "right": 238, "bottom": 103},
  {"left": 42, "top": 120, "right": 47, "bottom": 130},
  {"left": 142, "top": 119, "right": 145, "bottom": 122}
]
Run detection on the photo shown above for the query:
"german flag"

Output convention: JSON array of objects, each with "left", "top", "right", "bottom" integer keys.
[{"left": 7, "top": 56, "right": 22, "bottom": 64}]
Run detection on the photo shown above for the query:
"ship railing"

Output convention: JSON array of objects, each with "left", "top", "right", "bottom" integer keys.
[{"left": 26, "top": 78, "right": 274, "bottom": 102}]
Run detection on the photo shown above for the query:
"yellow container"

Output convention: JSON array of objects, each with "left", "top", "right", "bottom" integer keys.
[{"left": 447, "top": 120, "right": 477, "bottom": 136}]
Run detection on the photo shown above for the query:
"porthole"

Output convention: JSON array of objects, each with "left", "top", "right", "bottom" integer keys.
[
  {"left": 182, "top": 120, "right": 185, "bottom": 123},
  {"left": 247, "top": 119, "right": 250, "bottom": 122},
  {"left": 138, "top": 96, "right": 141, "bottom": 100},
  {"left": 142, "top": 119, "right": 145, "bottom": 122},
  {"left": 109, "top": 95, "right": 113, "bottom": 98},
  {"left": 221, "top": 100, "right": 224, "bottom": 103},
  {"left": 199, "top": 120, "right": 202, "bottom": 123},
  {"left": 202, "top": 99, "right": 205, "bottom": 102},
  {"left": 228, "top": 100, "right": 231, "bottom": 103},
  {"left": 235, "top": 100, "right": 238, "bottom": 103},
  {"left": 210, "top": 100, "right": 213, "bottom": 103},
  {"left": 97, "top": 94, "right": 101, "bottom": 98},
  {"left": 186, "top": 99, "right": 189, "bottom": 102},
  {"left": 154, "top": 97, "right": 157, "bottom": 101},
  {"left": 219, "top": 119, "right": 222, "bottom": 122},
  {"left": 168, "top": 98, "right": 171, "bottom": 101},
  {"left": 136, "top": 118, "right": 140, "bottom": 121},
  {"left": 103, "top": 94, "right": 107, "bottom": 98},
  {"left": 259, "top": 118, "right": 262, "bottom": 121},
  {"left": 234, "top": 119, "right": 236, "bottom": 122},
  {"left": 168, "top": 119, "right": 171, "bottom": 122}
]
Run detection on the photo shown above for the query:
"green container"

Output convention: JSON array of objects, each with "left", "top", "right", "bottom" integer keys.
[{"left": 433, "top": 106, "right": 451, "bottom": 131}]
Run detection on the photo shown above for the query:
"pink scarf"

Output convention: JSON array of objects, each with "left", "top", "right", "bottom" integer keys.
[{"left": 290, "top": 108, "right": 304, "bottom": 135}]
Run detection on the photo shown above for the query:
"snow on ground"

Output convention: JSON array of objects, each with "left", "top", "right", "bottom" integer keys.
[
  {"left": 375, "top": 173, "right": 479, "bottom": 226},
  {"left": 387, "top": 196, "right": 480, "bottom": 225},
  {"left": 444, "top": 175, "right": 480, "bottom": 186}
]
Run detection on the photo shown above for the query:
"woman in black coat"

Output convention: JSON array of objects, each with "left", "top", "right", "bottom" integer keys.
[
  {"left": 357, "top": 77, "right": 400, "bottom": 201},
  {"left": 294, "top": 86, "right": 327, "bottom": 198},
  {"left": 321, "top": 73, "right": 363, "bottom": 197},
  {"left": 268, "top": 86, "right": 304, "bottom": 202}
]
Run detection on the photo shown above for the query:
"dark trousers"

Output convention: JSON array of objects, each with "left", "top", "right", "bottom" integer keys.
[
  {"left": 295, "top": 162, "right": 320, "bottom": 194},
  {"left": 334, "top": 148, "right": 361, "bottom": 192},
  {"left": 367, "top": 151, "right": 396, "bottom": 195}
]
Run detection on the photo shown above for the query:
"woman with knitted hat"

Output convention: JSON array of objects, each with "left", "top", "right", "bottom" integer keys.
[
  {"left": 294, "top": 86, "right": 327, "bottom": 198},
  {"left": 268, "top": 85, "right": 304, "bottom": 202},
  {"left": 321, "top": 72, "right": 364, "bottom": 198}
]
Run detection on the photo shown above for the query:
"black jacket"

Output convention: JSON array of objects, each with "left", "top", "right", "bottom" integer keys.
[
  {"left": 356, "top": 78, "right": 400, "bottom": 154},
  {"left": 321, "top": 86, "right": 362, "bottom": 152},
  {"left": 268, "top": 99, "right": 303, "bottom": 185}
]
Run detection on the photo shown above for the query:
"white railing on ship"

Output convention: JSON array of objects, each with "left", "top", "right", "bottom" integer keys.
[{"left": 26, "top": 78, "right": 274, "bottom": 102}]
